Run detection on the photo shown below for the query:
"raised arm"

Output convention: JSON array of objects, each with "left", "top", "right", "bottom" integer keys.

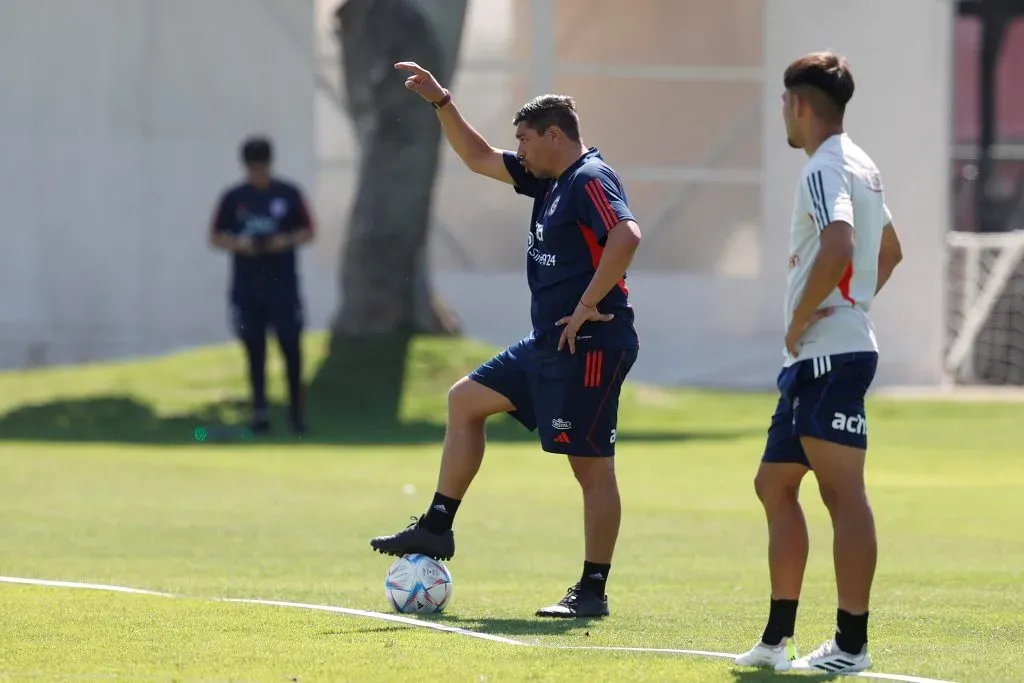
[{"left": 395, "top": 61, "right": 513, "bottom": 185}]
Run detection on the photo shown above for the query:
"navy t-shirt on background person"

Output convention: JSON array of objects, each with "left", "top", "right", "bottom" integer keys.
[{"left": 211, "top": 179, "right": 314, "bottom": 302}]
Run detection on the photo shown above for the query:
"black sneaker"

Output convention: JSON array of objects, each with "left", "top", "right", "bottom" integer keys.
[
  {"left": 535, "top": 583, "right": 609, "bottom": 618},
  {"left": 250, "top": 415, "right": 271, "bottom": 435},
  {"left": 289, "top": 413, "right": 308, "bottom": 436},
  {"left": 370, "top": 516, "right": 455, "bottom": 561}
]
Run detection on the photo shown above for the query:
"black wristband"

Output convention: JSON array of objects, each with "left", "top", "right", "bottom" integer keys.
[{"left": 432, "top": 90, "right": 452, "bottom": 110}]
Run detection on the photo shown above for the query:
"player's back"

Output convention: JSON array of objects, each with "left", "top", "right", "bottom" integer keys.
[{"left": 785, "top": 133, "right": 890, "bottom": 363}]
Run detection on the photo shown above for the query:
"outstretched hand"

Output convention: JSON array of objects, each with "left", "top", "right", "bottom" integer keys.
[
  {"left": 556, "top": 302, "right": 615, "bottom": 354},
  {"left": 394, "top": 62, "right": 447, "bottom": 103}
]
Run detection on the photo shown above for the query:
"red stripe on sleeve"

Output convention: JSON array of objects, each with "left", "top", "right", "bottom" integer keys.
[
  {"left": 584, "top": 179, "right": 618, "bottom": 231},
  {"left": 590, "top": 180, "right": 622, "bottom": 229}
]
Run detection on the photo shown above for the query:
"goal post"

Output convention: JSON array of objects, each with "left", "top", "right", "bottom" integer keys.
[{"left": 945, "top": 229, "right": 1024, "bottom": 385}]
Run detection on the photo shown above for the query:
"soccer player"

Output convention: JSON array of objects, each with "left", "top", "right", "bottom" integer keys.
[
  {"left": 369, "top": 61, "right": 642, "bottom": 619},
  {"left": 209, "top": 136, "right": 316, "bottom": 436},
  {"left": 735, "top": 52, "right": 903, "bottom": 673}
]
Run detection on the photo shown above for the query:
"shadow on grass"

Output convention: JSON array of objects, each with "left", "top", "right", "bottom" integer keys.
[
  {"left": 730, "top": 669, "right": 838, "bottom": 682},
  {"left": 0, "top": 394, "right": 759, "bottom": 446},
  {"left": 338, "top": 614, "right": 595, "bottom": 639},
  {"left": 0, "top": 333, "right": 761, "bottom": 446}
]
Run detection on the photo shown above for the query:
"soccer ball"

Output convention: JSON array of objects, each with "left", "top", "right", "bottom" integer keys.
[{"left": 384, "top": 553, "right": 453, "bottom": 614}]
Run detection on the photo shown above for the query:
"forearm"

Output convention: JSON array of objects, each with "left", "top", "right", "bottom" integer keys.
[
  {"left": 210, "top": 232, "right": 241, "bottom": 252},
  {"left": 792, "top": 252, "right": 850, "bottom": 324},
  {"left": 291, "top": 228, "right": 314, "bottom": 247},
  {"left": 581, "top": 223, "right": 641, "bottom": 306},
  {"left": 436, "top": 99, "right": 498, "bottom": 169},
  {"left": 875, "top": 253, "right": 899, "bottom": 295}
]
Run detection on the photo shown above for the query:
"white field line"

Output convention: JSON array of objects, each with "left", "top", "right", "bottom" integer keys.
[{"left": 0, "top": 576, "right": 958, "bottom": 683}]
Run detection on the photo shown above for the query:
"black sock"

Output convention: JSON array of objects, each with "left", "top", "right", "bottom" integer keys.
[
  {"left": 421, "top": 492, "right": 461, "bottom": 533},
  {"left": 835, "top": 609, "right": 868, "bottom": 655},
  {"left": 761, "top": 599, "right": 799, "bottom": 646},
  {"left": 580, "top": 561, "right": 611, "bottom": 597}
]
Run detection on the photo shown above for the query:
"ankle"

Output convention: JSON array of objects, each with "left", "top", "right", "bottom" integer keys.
[
  {"left": 421, "top": 492, "right": 461, "bottom": 533},
  {"left": 580, "top": 561, "right": 611, "bottom": 596},
  {"left": 835, "top": 608, "right": 869, "bottom": 654}
]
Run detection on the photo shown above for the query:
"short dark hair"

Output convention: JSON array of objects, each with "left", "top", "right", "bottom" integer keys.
[
  {"left": 783, "top": 51, "right": 855, "bottom": 121},
  {"left": 241, "top": 136, "right": 273, "bottom": 165},
  {"left": 512, "top": 95, "right": 581, "bottom": 143}
]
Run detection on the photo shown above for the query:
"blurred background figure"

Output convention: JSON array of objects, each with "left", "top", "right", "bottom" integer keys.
[{"left": 209, "top": 136, "right": 316, "bottom": 435}]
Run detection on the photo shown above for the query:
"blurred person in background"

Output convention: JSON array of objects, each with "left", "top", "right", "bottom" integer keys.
[{"left": 209, "top": 136, "right": 316, "bottom": 436}]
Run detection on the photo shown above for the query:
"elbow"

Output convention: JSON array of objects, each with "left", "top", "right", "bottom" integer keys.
[
  {"left": 619, "top": 220, "right": 642, "bottom": 247},
  {"left": 606, "top": 221, "right": 641, "bottom": 256},
  {"left": 881, "top": 244, "right": 903, "bottom": 269}
]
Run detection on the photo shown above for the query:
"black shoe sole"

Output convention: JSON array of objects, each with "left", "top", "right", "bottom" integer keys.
[
  {"left": 370, "top": 543, "right": 453, "bottom": 562},
  {"left": 535, "top": 610, "right": 609, "bottom": 619}
]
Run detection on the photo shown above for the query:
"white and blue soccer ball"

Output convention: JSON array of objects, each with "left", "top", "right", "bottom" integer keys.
[{"left": 385, "top": 553, "right": 453, "bottom": 614}]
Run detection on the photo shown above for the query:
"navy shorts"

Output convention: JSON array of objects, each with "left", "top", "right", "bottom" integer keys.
[
  {"left": 230, "top": 293, "right": 304, "bottom": 340},
  {"left": 762, "top": 351, "right": 878, "bottom": 468},
  {"left": 469, "top": 338, "right": 637, "bottom": 457}
]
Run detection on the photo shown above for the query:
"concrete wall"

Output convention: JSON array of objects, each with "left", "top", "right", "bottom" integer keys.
[{"left": 0, "top": 0, "right": 325, "bottom": 368}]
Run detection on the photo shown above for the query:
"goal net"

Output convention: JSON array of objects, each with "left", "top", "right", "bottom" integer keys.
[{"left": 945, "top": 230, "right": 1024, "bottom": 385}]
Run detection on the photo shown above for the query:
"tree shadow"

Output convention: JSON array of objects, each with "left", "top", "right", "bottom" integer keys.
[
  {"left": 305, "top": 332, "right": 415, "bottom": 426},
  {"left": 0, "top": 393, "right": 757, "bottom": 446},
  {"left": 0, "top": 333, "right": 761, "bottom": 446}
]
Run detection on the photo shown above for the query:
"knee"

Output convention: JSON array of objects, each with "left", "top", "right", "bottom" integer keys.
[
  {"left": 817, "top": 480, "right": 868, "bottom": 516},
  {"left": 570, "top": 458, "right": 617, "bottom": 492},
  {"left": 447, "top": 378, "right": 486, "bottom": 424},
  {"left": 754, "top": 470, "right": 799, "bottom": 508}
]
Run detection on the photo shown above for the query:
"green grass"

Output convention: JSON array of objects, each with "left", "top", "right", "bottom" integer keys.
[{"left": 1, "top": 334, "right": 1022, "bottom": 682}]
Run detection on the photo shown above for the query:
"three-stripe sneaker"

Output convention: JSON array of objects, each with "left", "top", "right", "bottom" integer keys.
[
  {"left": 734, "top": 638, "right": 798, "bottom": 671},
  {"left": 369, "top": 516, "right": 455, "bottom": 561},
  {"left": 792, "top": 639, "right": 872, "bottom": 673}
]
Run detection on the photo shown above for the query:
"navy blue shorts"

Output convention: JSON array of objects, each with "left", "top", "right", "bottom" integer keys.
[
  {"left": 230, "top": 294, "right": 304, "bottom": 340},
  {"left": 469, "top": 338, "right": 637, "bottom": 457},
  {"left": 762, "top": 351, "right": 878, "bottom": 468}
]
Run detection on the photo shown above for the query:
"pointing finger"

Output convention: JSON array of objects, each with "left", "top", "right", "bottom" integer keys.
[
  {"left": 555, "top": 317, "right": 570, "bottom": 326},
  {"left": 394, "top": 61, "right": 427, "bottom": 75}
]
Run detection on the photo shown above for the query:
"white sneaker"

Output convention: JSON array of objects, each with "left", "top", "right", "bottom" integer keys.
[
  {"left": 734, "top": 637, "right": 798, "bottom": 671},
  {"left": 792, "top": 638, "right": 872, "bottom": 673}
]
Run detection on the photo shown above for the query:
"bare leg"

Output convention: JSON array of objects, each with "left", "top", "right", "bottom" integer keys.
[
  {"left": 435, "top": 377, "right": 515, "bottom": 499},
  {"left": 755, "top": 463, "right": 811, "bottom": 601},
  {"left": 802, "top": 437, "right": 876, "bottom": 615},
  {"left": 802, "top": 436, "right": 876, "bottom": 655},
  {"left": 569, "top": 456, "right": 620, "bottom": 564}
]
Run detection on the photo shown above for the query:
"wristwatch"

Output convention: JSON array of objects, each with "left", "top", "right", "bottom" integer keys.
[{"left": 432, "top": 90, "right": 452, "bottom": 110}]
